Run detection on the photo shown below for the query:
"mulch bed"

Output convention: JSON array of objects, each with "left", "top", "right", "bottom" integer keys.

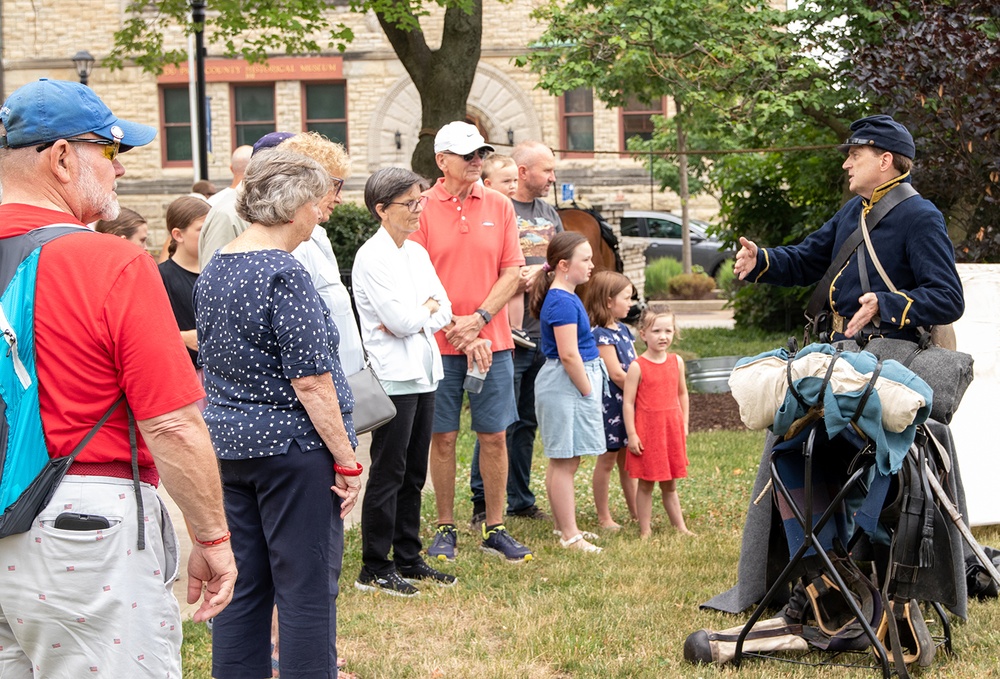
[{"left": 689, "top": 392, "right": 746, "bottom": 432}]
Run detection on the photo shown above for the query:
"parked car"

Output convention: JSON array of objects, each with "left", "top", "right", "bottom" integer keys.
[{"left": 621, "top": 210, "right": 734, "bottom": 277}]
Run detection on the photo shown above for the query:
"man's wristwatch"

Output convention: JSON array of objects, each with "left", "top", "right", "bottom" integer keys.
[{"left": 475, "top": 308, "right": 492, "bottom": 324}]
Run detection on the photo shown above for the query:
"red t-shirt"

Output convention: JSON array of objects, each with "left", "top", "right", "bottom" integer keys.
[
  {"left": 0, "top": 204, "right": 205, "bottom": 481},
  {"left": 410, "top": 180, "right": 524, "bottom": 355}
]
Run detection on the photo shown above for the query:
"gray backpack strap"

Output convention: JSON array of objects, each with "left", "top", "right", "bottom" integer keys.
[{"left": 0, "top": 224, "right": 92, "bottom": 292}]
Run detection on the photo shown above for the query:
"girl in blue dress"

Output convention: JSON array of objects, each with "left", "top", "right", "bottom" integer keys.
[{"left": 585, "top": 271, "right": 638, "bottom": 529}]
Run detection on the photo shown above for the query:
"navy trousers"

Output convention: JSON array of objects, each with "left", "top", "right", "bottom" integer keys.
[{"left": 212, "top": 440, "right": 344, "bottom": 679}]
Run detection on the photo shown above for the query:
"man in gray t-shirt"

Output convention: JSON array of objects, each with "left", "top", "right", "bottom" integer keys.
[{"left": 471, "top": 141, "right": 562, "bottom": 524}]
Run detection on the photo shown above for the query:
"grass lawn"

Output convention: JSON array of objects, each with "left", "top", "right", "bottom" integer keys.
[{"left": 180, "top": 424, "right": 1000, "bottom": 678}]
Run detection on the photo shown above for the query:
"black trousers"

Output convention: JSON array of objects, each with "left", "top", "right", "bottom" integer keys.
[{"left": 361, "top": 391, "right": 435, "bottom": 574}]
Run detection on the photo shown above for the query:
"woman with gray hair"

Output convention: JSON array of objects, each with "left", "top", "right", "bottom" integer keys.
[
  {"left": 194, "top": 148, "right": 360, "bottom": 678},
  {"left": 351, "top": 167, "right": 454, "bottom": 596}
]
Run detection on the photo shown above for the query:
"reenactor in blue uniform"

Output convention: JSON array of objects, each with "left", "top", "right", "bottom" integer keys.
[{"left": 733, "top": 115, "right": 964, "bottom": 342}]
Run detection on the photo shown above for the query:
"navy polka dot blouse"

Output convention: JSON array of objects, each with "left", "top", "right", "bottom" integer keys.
[{"left": 194, "top": 249, "right": 357, "bottom": 459}]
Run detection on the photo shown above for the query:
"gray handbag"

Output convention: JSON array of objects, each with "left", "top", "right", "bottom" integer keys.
[{"left": 346, "top": 353, "right": 396, "bottom": 435}]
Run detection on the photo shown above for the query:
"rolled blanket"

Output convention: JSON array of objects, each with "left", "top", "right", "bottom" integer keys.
[{"left": 729, "top": 343, "right": 933, "bottom": 474}]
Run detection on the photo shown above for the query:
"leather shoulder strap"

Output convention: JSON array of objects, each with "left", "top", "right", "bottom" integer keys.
[{"left": 805, "top": 184, "right": 919, "bottom": 321}]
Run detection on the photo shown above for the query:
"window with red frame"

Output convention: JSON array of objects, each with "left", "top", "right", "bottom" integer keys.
[
  {"left": 161, "top": 86, "right": 192, "bottom": 165},
  {"left": 620, "top": 95, "right": 665, "bottom": 150},
  {"left": 560, "top": 87, "right": 594, "bottom": 157},
  {"left": 232, "top": 85, "right": 275, "bottom": 148},
  {"left": 303, "top": 83, "right": 348, "bottom": 147}
]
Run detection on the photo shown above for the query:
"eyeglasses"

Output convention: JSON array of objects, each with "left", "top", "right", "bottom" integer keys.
[
  {"left": 36, "top": 136, "right": 121, "bottom": 162},
  {"left": 386, "top": 195, "right": 428, "bottom": 213},
  {"left": 444, "top": 148, "right": 490, "bottom": 162},
  {"left": 329, "top": 175, "right": 344, "bottom": 197}
]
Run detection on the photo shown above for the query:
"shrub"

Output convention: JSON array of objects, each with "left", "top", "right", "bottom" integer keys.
[
  {"left": 667, "top": 272, "right": 716, "bottom": 299},
  {"left": 644, "top": 257, "right": 684, "bottom": 299},
  {"left": 321, "top": 201, "right": 380, "bottom": 272},
  {"left": 715, "top": 258, "right": 736, "bottom": 298}
]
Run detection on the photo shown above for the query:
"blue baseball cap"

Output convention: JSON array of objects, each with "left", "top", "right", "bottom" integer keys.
[
  {"left": 837, "top": 114, "right": 915, "bottom": 160},
  {"left": 0, "top": 79, "right": 155, "bottom": 151}
]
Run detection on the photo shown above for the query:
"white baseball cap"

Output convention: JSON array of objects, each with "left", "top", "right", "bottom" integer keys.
[{"left": 434, "top": 121, "right": 495, "bottom": 155}]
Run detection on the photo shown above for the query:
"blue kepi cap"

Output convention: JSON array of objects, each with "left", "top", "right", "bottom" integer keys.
[
  {"left": 837, "top": 114, "right": 915, "bottom": 160},
  {"left": 0, "top": 78, "right": 155, "bottom": 151}
]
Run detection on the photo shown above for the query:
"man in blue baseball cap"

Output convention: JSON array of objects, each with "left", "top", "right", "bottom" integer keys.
[
  {"left": 733, "top": 113, "right": 963, "bottom": 342},
  {"left": 0, "top": 79, "right": 236, "bottom": 677}
]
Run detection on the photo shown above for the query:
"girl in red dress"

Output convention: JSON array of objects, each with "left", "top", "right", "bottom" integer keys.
[{"left": 623, "top": 306, "right": 694, "bottom": 538}]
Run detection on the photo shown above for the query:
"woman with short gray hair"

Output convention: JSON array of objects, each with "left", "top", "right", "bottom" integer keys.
[
  {"left": 352, "top": 167, "right": 454, "bottom": 596},
  {"left": 194, "top": 148, "right": 360, "bottom": 678}
]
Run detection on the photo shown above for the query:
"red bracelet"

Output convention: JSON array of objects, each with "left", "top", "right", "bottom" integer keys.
[
  {"left": 334, "top": 462, "right": 364, "bottom": 477},
  {"left": 196, "top": 531, "right": 231, "bottom": 546}
]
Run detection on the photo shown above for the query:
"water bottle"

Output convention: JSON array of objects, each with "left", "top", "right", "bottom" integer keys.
[{"left": 463, "top": 339, "right": 492, "bottom": 393}]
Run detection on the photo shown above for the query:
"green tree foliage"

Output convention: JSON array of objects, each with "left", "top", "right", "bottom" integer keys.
[
  {"left": 320, "top": 202, "right": 380, "bottom": 273},
  {"left": 852, "top": 0, "right": 1000, "bottom": 261},
  {"left": 526, "top": 0, "right": 999, "bottom": 330},
  {"left": 106, "top": 0, "right": 482, "bottom": 178}
]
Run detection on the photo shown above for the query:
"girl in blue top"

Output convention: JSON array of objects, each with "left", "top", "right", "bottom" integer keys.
[
  {"left": 585, "top": 271, "right": 639, "bottom": 529},
  {"left": 531, "top": 231, "right": 606, "bottom": 554}
]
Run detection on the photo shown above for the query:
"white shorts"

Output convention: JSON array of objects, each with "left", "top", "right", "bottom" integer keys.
[{"left": 0, "top": 475, "right": 182, "bottom": 678}]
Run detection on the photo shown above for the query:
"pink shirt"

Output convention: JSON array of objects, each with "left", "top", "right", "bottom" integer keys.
[{"left": 411, "top": 179, "right": 524, "bottom": 355}]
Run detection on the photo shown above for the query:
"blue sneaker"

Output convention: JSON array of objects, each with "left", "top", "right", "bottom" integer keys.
[
  {"left": 481, "top": 524, "right": 533, "bottom": 563},
  {"left": 428, "top": 524, "right": 457, "bottom": 562}
]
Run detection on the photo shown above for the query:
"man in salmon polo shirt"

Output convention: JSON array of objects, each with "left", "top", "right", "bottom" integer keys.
[
  {"left": 0, "top": 79, "right": 236, "bottom": 677},
  {"left": 410, "top": 121, "right": 533, "bottom": 563}
]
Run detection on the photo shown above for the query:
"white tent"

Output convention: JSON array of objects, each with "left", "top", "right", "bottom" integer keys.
[{"left": 950, "top": 264, "right": 1000, "bottom": 526}]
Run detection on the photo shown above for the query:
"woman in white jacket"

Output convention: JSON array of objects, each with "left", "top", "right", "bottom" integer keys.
[{"left": 351, "top": 167, "right": 454, "bottom": 596}]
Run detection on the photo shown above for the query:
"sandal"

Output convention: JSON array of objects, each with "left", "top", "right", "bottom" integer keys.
[
  {"left": 559, "top": 533, "right": 602, "bottom": 553},
  {"left": 553, "top": 529, "right": 599, "bottom": 541}
]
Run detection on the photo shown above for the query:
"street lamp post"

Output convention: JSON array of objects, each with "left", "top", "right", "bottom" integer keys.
[{"left": 72, "top": 50, "right": 96, "bottom": 87}]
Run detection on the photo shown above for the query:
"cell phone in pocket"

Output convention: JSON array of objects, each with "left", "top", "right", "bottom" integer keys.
[{"left": 53, "top": 512, "right": 111, "bottom": 531}]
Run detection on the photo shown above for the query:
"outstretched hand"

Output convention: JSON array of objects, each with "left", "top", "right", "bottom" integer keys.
[{"left": 733, "top": 237, "right": 759, "bottom": 281}]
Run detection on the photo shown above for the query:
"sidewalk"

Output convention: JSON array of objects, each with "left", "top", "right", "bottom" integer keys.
[{"left": 662, "top": 298, "right": 735, "bottom": 329}]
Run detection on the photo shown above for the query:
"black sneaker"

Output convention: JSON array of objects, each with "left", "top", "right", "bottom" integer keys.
[
  {"left": 398, "top": 559, "right": 458, "bottom": 587},
  {"left": 481, "top": 524, "right": 533, "bottom": 563},
  {"left": 507, "top": 505, "right": 550, "bottom": 521},
  {"left": 428, "top": 524, "right": 457, "bottom": 562},
  {"left": 354, "top": 567, "right": 420, "bottom": 597},
  {"left": 511, "top": 328, "right": 537, "bottom": 349}
]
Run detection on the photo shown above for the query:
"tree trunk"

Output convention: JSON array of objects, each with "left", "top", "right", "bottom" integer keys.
[
  {"left": 377, "top": 1, "right": 483, "bottom": 180},
  {"left": 676, "top": 100, "right": 692, "bottom": 274}
]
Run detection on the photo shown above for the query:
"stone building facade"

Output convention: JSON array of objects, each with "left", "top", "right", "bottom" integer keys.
[{"left": 1, "top": 0, "right": 720, "bottom": 252}]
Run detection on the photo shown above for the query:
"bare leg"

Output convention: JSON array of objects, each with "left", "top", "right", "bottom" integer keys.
[
  {"left": 616, "top": 449, "right": 638, "bottom": 521},
  {"left": 547, "top": 457, "right": 583, "bottom": 539},
  {"left": 477, "top": 431, "right": 508, "bottom": 527},
  {"left": 507, "top": 296, "right": 525, "bottom": 331},
  {"left": 636, "top": 479, "right": 655, "bottom": 538},
  {"left": 661, "top": 480, "right": 694, "bottom": 535},
  {"left": 430, "top": 431, "right": 458, "bottom": 525},
  {"left": 546, "top": 463, "right": 559, "bottom": 534},
  {"left": 592, "top": 449, "right": 622, "bottom": 529}
]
